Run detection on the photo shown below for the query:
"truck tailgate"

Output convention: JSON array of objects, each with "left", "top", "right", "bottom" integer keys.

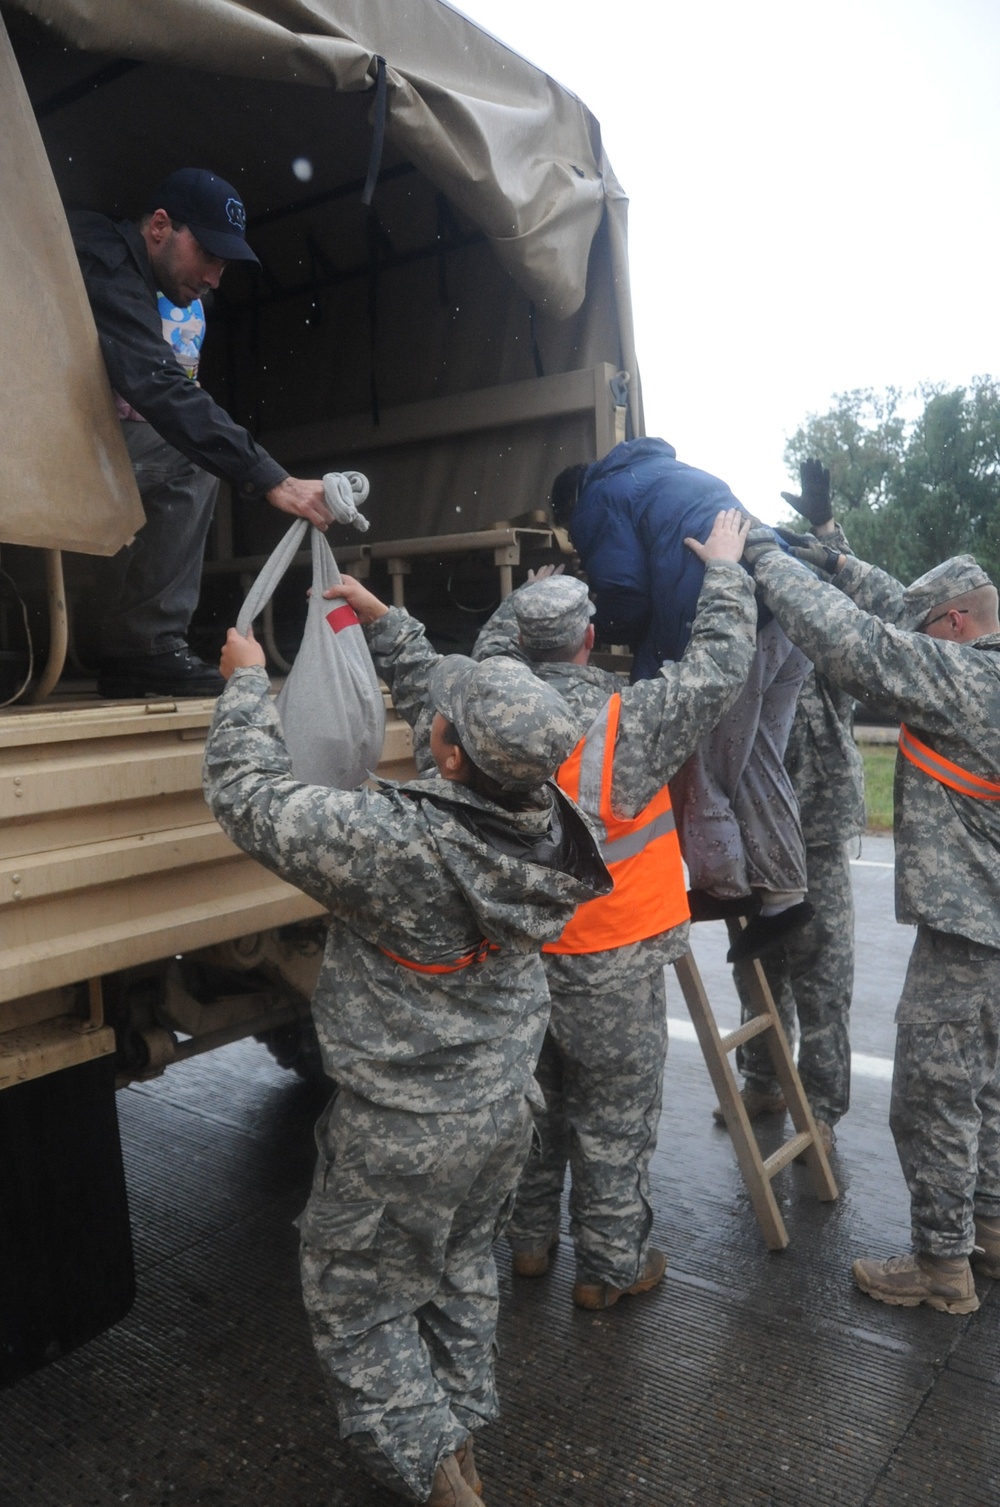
[{"left": 0, "top": 695, "right": 414, "bottom": 1005}]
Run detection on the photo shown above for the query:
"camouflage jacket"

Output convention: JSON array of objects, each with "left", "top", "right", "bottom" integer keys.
[
  {"left": 203, "top": 618, "right": 611, "bottom": 1112},
  {"left": 754, "top": 550, "right": 1000, "bottom": 948},
  {"left": 472, "top": 559, "right": 758, "bottom": 988},
  {"left": 780, "top": 524, "right": 864, "bottom": 845}
]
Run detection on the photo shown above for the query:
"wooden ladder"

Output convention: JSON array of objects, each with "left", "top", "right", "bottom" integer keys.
[{"left": 672, "top": 928, "right": 839, "bottom": 1250}]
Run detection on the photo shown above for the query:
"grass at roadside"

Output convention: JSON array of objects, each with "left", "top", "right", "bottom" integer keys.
[{"left": 859, "top": 741, "right": 895, "bottom": 832}]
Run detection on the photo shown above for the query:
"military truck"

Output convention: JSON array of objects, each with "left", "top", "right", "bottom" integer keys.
[{"left": 0, "top": 0, "right": 640, "bottom": 1382}]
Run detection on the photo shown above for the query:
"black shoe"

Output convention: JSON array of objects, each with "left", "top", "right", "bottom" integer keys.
[
  {"left": 687, "top": 888, "right": 756, "bottom": 923},
  {"left": 726, "top": 901, "right": 815, "bottom": 963},
  {"left": 97, "top": 647, "right": 225, "bottom": 699}
]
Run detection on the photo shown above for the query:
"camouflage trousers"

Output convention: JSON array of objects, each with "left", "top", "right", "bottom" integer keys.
[
  {"left": 890, "top": 926, "right": 1000, "bottom": 1257},
  {"left": 299, "top": 1085, "right": 533, "bottom": 1502},
  {"left": 735, "top": 838, "right": 854, "bottom": 1125},
  {"left": 506, "top": 967, "right": 667, "bottom": 1287}
]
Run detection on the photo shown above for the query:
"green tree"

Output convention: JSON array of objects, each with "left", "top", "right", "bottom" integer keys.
[
  {"left": 783, "top": 378, "right": 1000, "bottom": 584},
  {"left": 785, "top": 387, "right": 907, "bottom": 513}
]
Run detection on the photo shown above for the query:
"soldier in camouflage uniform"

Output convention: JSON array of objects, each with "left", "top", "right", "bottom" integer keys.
[
  {"left": 743, "top": 528, "right": 1000, "bottom": 1315},
  {"left": 203, "top": 588, "right": 612, "bottom": 1505},
  {"left": 720, "top": 464, "right": 865, "bottom": 1149},
  {"left": 472, "top": 510, "right": 759, "bottom": 1309}
]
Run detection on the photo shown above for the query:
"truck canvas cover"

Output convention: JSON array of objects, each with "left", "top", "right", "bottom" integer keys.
[{"left": 0, "top": 0, "right": 639, "bottom": 553}]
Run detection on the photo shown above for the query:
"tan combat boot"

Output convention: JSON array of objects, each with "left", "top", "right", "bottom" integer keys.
[
  {"left": 511, "top": 1233, "right": 559, "bottom": 1277},
  {"left": 712, "top": 1085, "right": 786, "bottom": 1125},
  {"left": 794, "top": 1117, "right": 835, "bottom": 1162},
  {"left": 972, "top": 1216, "right": 1000, "bottom": 1279},
  {"left": 572, "top": 1246, "right": 667, "bottom": 1311},
  {"left": 428, "top": 1450, "right": 485, "bottom": 1507},
  {"left": 852, "top": 1251, "right": 979, "bottom": 1314},
  {"left": 455, "top": 1437, "right": 483, "bottom": 1497}
]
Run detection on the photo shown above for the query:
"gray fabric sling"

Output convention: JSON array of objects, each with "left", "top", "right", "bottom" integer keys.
[{"left": 236, "top": 495, "right": 385, "bottom": 788}]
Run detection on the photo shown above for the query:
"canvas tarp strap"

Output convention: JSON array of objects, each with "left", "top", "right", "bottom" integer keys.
[{"left": 361, "top": 55, "right": 387, "bottom": 207}]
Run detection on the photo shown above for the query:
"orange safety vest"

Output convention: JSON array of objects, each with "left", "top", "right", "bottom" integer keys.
[
  {"left": 898, "top": 724, "right": 1000, "bottom": 801},
  {"left": 544, "top": 693, "right": 689, "bottom": 955}
]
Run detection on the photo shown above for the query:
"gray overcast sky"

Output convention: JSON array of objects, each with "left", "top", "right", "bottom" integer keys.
[{"left": 454, "top": 0, "right": 1000, "bottom": 520}]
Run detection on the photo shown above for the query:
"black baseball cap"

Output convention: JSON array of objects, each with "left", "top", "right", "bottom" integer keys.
[{"left": 144, "top": 168, "right": 260, "bottom": 264}]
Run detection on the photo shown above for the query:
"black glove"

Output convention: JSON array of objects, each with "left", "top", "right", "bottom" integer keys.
[
  {"left": 781, "top": 457, "right": 832, "bottom": 528},
  {"left": 774, "top": 525, "right": 829, "bottom": 554},
  {"left": 779, "top": 530, "right": 842, "bottom": 576},
  {"left": 741, "top": 525, "right": 783, "bottom": 568}
]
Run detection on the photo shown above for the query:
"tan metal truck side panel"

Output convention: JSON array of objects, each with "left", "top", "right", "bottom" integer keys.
[{"left": 0, "top": 696, "right": 414, "bottom": 1010}]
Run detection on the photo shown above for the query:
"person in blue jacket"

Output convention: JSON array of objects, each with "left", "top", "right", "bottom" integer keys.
[{"left": 552, "top": 437, "right": 811, "bottom": 961}]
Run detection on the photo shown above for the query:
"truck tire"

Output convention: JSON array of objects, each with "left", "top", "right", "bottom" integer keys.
[
  {"left": 0, "top": 1056, "right": 135, "bottom": 1388},
  {"left": 257, "top": 1021, "right": 330, "bottom": 1087}
]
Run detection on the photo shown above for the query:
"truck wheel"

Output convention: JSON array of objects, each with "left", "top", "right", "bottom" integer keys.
[
  {"left": 0, "top": 1057, "right": 134, "bottom": 1387},
  {"left": 257, "top": 1021, "right": 329, "bottom": 1087}
]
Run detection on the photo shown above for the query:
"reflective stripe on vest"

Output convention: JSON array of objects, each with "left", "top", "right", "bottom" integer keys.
[
  {"left": 544, "top": 693, "right": 689, "bottom": 954},
  {"left": 898, "top": 723, "right": 1000, "bottom": 801},
  {"left": 379, "top": 938, "right": 500, "bottom": 974}
]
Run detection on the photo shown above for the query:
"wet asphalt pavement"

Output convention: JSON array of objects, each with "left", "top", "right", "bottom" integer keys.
[{"left": 1, "top": 832, "right": 998, "bottom": 1507}]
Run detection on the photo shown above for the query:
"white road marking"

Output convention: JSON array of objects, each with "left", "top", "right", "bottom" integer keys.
[
  {"left": 667, "top": 1018, "right": 895, "bottom": 1079},
  {"left": 850, "top": 1050, "right": 895, "bottom": 1080}
]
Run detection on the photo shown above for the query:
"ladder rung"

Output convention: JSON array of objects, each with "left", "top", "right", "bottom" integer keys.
[
  {"left": 671, "top": 947, "right": 839, "bottom": 1248},
  {"left": 719, "top": 1014, "right": 773, "bottom": 1054},
  {"left": 762, "top": 1132, "right": 812, "bottom": 1179}
]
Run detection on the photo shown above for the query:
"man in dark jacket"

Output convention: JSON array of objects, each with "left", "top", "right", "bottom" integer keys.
[
  {"left": 71, "top": 167, "right": 334, "bottom": 698},
  {"left": 716, "top": 463, "right": 865, "bottom": 1152},
  {"left": 553, "top": 438, "right": 810, "bottom": 961}
]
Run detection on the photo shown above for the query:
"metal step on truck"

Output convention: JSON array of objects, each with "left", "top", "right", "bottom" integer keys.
[{"left": 0, "top": 0, "right": 640, "bottom": 1385}]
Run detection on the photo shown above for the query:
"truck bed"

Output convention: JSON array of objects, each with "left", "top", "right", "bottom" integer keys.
[{"left": 0, "top": 691, "right": 415, "bottom": 1085}]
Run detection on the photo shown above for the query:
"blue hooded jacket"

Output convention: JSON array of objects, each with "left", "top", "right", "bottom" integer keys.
[{"left": 569, "top": 438, "right": 776, "bottom": 679}]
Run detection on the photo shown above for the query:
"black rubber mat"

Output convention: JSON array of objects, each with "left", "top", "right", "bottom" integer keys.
[{"left": 1, "top": 835, "right": 997, "bottom": 1507}]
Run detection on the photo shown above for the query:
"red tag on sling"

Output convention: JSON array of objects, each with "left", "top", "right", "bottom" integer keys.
[{"left": 325, "top": 604, "right": 360, "bottom": 633}]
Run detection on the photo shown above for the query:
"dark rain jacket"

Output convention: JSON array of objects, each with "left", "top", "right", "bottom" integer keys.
[
  {"left": 69, "top": 211, "right": 287, "bottom": 499},
  {"left": 570, "top": 437, "right": 785, "bottom": 678}
]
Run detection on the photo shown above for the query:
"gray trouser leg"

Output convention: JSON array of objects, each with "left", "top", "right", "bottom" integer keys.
[
  {"left": 506, "top": 1031, "right": 568, "bottom": 1250},
  {"left": 786, "top": 840, "right": 853, "bottom": 1123},
  {"left": 510, "top": 969, "right": 668, "bottom": 1289},
  {"left": 889, "top": 928, "right": 1000, "bottom": 1255},
  {"left": 737, "top": 839, "right": 854, "bottom": 1124},
  {"left": 975, "top": 1053, "right": 1000, "bottom": 1223},
  {"left": 670, "top": 619, "right": 808, "bottom": 896},
  {"left": 735, "top": 948, "right": 796, "bottom": 1095},
  {"left": 98, "top": 422, "right": 218, "bottom": 656},
  {"left": 300, "top": 1088, "right": 532, "bottom": 1501},
  {"left": 730, "top": 626, "right": 809, "bottom": 895}
]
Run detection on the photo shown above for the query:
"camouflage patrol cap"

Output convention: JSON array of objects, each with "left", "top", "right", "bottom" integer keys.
[
  {"left": 428, "top": 654, "right": 579, "bottom": 790},
  {"left": 513, "top": 577, "right": 596, "bottom": 654},
  {"left": 899, "top": 555, "right": 992, "bottom": 630}
]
